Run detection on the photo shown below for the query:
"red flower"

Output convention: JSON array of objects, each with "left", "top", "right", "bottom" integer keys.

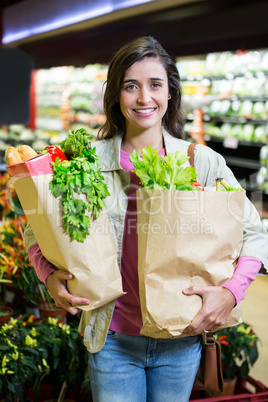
[{"left": 218, "top": 335, "right": 229, "bottom": 346}]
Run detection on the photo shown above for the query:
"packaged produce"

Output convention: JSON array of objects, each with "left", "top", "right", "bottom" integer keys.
[
  {"left": 220, "top": 123, "right": 232, "bottom": 137},
  {"left": 260, "top": 145, "right": 268, "bottom": 166},
  {"left": 220, "top": 100, "right": 231, "bottom": 116},
  {"left": 230, "top": 100, "right": 241, "bottom": 117},
  {"left": 252, "top": 102, "right": 266, "bottom": 119},
  {"left": 254, "top": 126, "right": 267, "bottom": 143},
  {"left": 240, "top": 100, "right": 253, "bottom": 119},
  {"left": 231, "top": 124, "right": 243, "bottom": 138},
  {"left": 242, "top": 124, "right": 255, "bottom": 142}
]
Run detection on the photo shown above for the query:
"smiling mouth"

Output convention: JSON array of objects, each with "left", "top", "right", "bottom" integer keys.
[{"left": 133, "top": 108, "right": 156, "bottom": 114}]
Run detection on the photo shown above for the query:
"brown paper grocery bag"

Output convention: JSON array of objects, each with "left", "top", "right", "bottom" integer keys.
[
  {"left": 137, "top": 189, "right": 245, "bottom": 338},
  {"left": 12, "top": 174, "right": 124, "bottom": 311}
]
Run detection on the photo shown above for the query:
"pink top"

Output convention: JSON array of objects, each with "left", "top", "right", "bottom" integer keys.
[
  {"left": 27, "top": 148, "right": 262, "bottom": 335},
  {"left": 109, "top": 149, "right": 151, "bottom": 334}
]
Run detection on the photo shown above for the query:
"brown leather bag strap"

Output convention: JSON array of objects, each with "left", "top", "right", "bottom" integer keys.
[{"left": 187, "top": 142, "right": 196, "bottom": 167}]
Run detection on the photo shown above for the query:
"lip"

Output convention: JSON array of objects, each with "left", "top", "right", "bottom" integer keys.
[{"left": 132, "top": 108, "right": 157, "bottom": 117}]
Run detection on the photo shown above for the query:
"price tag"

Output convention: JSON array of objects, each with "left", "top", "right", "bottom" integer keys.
[{"left": 223, "top": 137, "right": 239, "bottom": 149}]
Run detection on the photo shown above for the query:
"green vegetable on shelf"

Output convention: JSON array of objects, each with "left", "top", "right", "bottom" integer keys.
[{"left": 49, "top": 128, "right": 110, "bottom": 242}]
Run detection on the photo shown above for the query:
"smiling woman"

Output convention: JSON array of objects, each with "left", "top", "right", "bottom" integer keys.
[{"left": 24, "top": 36, "right": 268, "bottom": 402}]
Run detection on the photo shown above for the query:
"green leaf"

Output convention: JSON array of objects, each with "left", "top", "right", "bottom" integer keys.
[
  {"left": 0, "top": 345, "right": 11, "bottom": 351},
  {"left": 7, "top": 381, "right": 16, "bottom": 394},
  {"left": 249, "top": 345, "right": 258, "bottom": 365},
  {"left": 240, "top": 360, "right": 249, "bottom": 379},
  {"left": 50, "top": 129, "right": 110, "bottom": 242},
  {"left": 173, "top": 166, "right": 197, "bottom": 185},
  {"left": 130, "top": 145, "right": 197, "bottom": 190},
  {"left": 175, "top": 183, "right": 196, "bottom": 191}
]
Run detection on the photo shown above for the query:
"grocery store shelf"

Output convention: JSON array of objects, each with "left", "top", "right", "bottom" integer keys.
[
  {"left": 208, "top": 116, "right": 268, "bottom": 125},
  {"left": 224, "top": 156, "right": 261, "bottom": 170},
  {"left": 181, "top": 72, "right": 268, "bottom": 82},
  {"left": 236, "top": 96, "right": 268, "bottom": 102},
  {"left": 206, "top": 136, "right": 266, "bottom": 148}
]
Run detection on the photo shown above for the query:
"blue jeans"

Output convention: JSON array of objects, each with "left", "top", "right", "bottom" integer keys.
[{"left": 88, "top": 330, "right": 202, "bottom": 402}]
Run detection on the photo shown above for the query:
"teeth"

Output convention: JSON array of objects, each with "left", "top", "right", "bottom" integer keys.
[{"left": 134, "top": 108, "right": 155, "bottom": 114}]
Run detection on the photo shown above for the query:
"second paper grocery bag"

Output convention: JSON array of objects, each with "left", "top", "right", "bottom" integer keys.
[{"left": 137, "top": 189, "right": 245, "bottom": 338}]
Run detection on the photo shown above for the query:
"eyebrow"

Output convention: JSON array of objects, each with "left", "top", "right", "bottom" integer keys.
[{"left": 122, "top": 78, "right": 165, "bottom": 83}]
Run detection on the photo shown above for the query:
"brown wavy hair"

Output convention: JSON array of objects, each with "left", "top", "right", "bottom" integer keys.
[{"left": 98, "top": 36, "right": 184, "bottom": 140}]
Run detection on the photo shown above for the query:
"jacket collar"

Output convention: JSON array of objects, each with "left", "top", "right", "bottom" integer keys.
[
  {"left": 95, "top": 133, "right": 123, "bottom": 172},
  {"left": 163, "top": 129, "right": 189, "bottom": 155}
]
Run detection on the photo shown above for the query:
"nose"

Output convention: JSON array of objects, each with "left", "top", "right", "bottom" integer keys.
[{"left": 137, "top": 87, "right": 151, "bottom": 104}]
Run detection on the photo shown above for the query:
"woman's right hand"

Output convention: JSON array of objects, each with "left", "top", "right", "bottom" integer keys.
[{"left": 46, "top": 270, "right": 91, "bottom": 315}]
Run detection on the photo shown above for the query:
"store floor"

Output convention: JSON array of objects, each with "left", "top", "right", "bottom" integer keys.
[{"left": 241, "top": 275, "right": 268, "bottom": 387}]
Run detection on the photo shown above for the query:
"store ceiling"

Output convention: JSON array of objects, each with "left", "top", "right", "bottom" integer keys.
[
  {"left": 0, "top": 0, "right": 20, "bottom": 8},
  {"left": 1, "top": 0, "right": 268, "bottom": 68}
]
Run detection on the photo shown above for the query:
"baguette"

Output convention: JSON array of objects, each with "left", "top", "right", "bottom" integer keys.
[
  {"left": 17, "top": 145, "right": 37, "bottom": 161},
  {"left": 5, "top": 147, "right": 23, "bottom": 165}
]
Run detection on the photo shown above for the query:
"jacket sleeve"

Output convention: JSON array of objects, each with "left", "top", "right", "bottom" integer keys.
[
  {"left": 23, "top": 221, "right": 38, "bottom": 252},
  {"left": 195, "top": 144, "right": 268, "bottom": 272}
]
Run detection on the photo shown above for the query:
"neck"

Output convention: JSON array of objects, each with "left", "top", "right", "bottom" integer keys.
[{"left": 121, "top": 129, "right": 164, "bottom": 154}]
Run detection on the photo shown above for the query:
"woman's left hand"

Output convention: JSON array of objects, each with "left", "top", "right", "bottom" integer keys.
[{"left": 182, "top": 285, "right": 236, "bottom": 335}]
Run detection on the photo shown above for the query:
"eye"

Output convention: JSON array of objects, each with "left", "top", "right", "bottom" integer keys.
[
  {"left": 124, "top": 84, "right": 138, "bottom": 92},
  {"left": 151, "top": 82, "right": 162, "bottom": 89}
]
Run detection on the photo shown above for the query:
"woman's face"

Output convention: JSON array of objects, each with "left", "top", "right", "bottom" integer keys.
[{"left": 119, "top": 57, "right": 170, "bottom": 135}]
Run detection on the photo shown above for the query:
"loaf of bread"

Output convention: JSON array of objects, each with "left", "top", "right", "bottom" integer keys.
[
  {"left": 5, "top": 147, "right": 23, "bottom": 165},
  {"left": 17, "top": 145, "right": 37, "bottom": 161}
]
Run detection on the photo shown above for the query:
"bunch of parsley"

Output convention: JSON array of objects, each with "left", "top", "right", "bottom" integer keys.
[
  {"left": 49, "top": 129, "right": 110, "bottom": 243},
  {"left": 129, "top": 145, "right": 197, "bottom": 190}
]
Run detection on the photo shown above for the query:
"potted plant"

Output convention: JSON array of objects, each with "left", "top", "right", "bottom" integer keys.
[
  {"left": 0, "top": 217, "right": 44, "bottom": 310},
  {"left": 214, "top": 322, "right": 259, "bottom": 395},
  {"left": 0, "top": 172, "right": 23, "bottom": 219},
  {"left": 0, "top": 315, "right": 50, "bottom": 402},
  {"left": 36, "top": 281, "right": 68, "bottom": 324},
  {"left": 0, "top": 215, "right": 68, "bottom": 323},
  {"left": 0, "top": 314, "right": 90, "bottom": 402},
  {"left": 26, "top": 316, "right": 90, "bottom": 401},
  {"left": 0, "top": 252, "right": 13, "bottom": 304},
  {"left": 37, "top": 317, "right": 88, "bottom": 387},
  {"left": 0, "top": 305, "right": 13, "bottom": 325},
  {"left": 38, "top": 301, "right": 67, "bottom": 325}
]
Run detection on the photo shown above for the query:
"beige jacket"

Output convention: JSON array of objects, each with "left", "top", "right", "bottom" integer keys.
[{"left": 24, "top": 130, "right": 268, "bottom": 353}]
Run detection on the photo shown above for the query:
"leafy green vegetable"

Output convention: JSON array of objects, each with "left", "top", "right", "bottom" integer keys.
[
  {"left": 60, "top": 128, "right": 96, "bottom": 160},
  {"left": 50, "top": 129, "right": 110, "bottom": 242},
  {"left": 129, "top": 145, "right": 198, "bottom": 190}
]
